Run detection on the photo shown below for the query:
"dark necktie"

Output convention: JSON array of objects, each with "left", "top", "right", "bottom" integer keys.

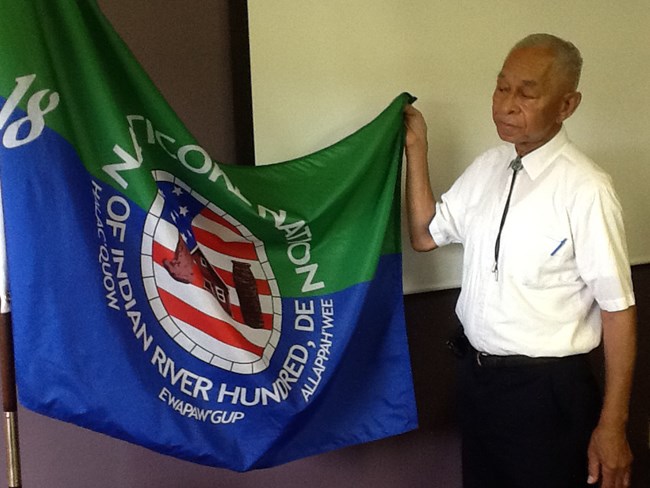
[{"left": 492, "top": 156, "right": 523, "bottom": 280}]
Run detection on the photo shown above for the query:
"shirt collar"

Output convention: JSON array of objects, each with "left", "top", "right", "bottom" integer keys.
[{"left": 516, "top": 127, "right": 570, "bottom": 180}]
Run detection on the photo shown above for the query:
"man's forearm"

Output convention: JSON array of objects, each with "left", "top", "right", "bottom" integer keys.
[
  {"left": 599, "top": 306, "right": 637, "bottom": 428},
  {"left": 403, "top": 105, "right": 437, "bottom": 252},
  {"left": 586, "top": 305, "right": 636, "bottom": 486}
]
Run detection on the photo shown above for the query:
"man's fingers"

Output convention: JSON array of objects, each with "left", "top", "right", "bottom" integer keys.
[
  {"left": 623, "top": 469, "right": 632, "bottom": 487},
  {"left": 598, "top": 465, "right": 632, "bottom": 488},
  {"left": 587, "top": 451, "right": 600, "bottom": 485}
]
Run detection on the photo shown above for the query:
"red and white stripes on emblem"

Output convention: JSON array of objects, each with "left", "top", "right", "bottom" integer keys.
[{"left": 142, "top": 171, "right": 281, "bottom": 375}]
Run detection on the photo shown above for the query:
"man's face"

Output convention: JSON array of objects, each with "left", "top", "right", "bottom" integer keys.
[{"left": 492, "top": 46, "right": 572, "bottom": 155}]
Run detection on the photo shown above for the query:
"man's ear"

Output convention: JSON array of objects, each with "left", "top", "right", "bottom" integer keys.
[{"left": 557, "top": 91, "right": 582, "bottom": 123}]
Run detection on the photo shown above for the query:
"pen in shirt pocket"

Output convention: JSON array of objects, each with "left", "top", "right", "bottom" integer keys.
[{"left": 550, "top": 238, "right": 567, "bottom": 256}]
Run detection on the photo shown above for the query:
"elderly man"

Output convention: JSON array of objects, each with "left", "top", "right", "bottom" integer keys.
[{"left": 404, "top": 34, "right": 636, "bottom": 488}]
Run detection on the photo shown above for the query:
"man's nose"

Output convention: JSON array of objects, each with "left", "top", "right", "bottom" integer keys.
[{"left": 498, "top": 92, "right": 518, "bottom": 114}]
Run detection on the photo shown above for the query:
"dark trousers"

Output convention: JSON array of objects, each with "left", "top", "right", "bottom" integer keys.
[{"left": 459, "top": 352, "right": 601, "bottom": 488}]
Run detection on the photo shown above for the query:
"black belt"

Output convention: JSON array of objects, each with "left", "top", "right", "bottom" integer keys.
[
  {"left": 446, "top": 330, "right": 579, "bottom": 368},
  {"left": 472, "top": 350, "right": 565, "bottom": 368}
]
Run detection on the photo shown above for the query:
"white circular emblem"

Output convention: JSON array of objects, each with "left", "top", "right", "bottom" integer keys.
[{"left": 141, "top": 171, "right": 281, "bottom": 374}]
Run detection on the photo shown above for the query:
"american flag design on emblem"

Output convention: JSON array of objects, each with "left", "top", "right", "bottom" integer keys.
[{"left": 141, "top": 171, "right": 281, "bottom": 374}]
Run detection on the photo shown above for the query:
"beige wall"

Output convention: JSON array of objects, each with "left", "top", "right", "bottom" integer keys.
[{"left": 249, "top": 0, "right": 650, "bottom": 293}]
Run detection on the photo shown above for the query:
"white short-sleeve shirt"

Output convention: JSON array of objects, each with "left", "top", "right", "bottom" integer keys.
[{"left": 429, "top": 127, "right": 635, "bottom": 357}]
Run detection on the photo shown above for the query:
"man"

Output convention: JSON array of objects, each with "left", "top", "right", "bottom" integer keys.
[{"left": 404, "top": 34, "right": 636, "bottom": 488}]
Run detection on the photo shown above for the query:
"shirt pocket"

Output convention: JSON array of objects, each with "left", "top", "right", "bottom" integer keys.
[{"left": 506, "top": 229, "right": 579, "bottom": 288}]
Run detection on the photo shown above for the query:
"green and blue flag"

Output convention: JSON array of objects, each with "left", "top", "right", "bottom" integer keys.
[{"left": 0, "top": 0, "right": 416, "bottom": 470}]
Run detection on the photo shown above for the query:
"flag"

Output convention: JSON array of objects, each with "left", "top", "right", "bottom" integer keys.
[{"left": 0, "top": 0, "right": 417, "bottom": 471}]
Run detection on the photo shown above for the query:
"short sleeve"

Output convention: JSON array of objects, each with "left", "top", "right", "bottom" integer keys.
[
  {"left": 428, "top": 162, "right": 479, "bottom": 247},
  {"left": 572, "top": 174, "right": 635, "bottom": 312}
]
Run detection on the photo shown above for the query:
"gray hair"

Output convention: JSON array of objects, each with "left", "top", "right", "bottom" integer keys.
[{"left": 511, "top": 33, "right": 583, "bottom": 90}]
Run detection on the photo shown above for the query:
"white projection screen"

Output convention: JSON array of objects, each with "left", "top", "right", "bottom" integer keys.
[{"left": 248, "top": 0, "right": 650, "bottom": 293}]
